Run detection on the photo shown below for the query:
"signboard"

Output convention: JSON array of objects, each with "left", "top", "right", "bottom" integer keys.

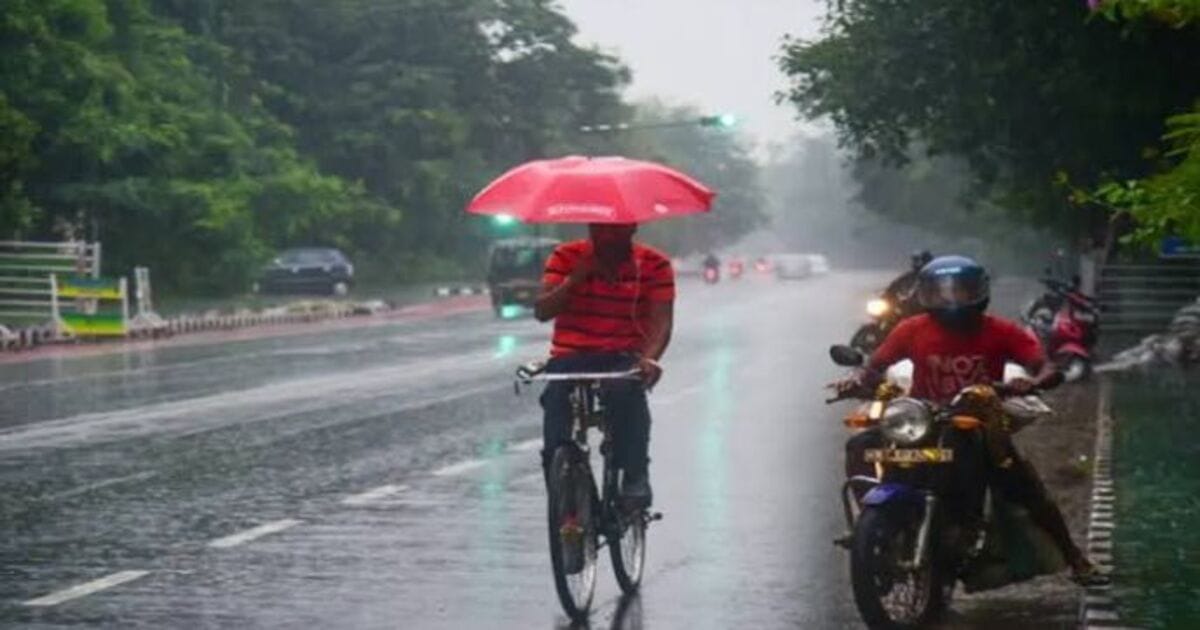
[
  {"left": 1160, "top": 235, "right": 1200, "bottom": 259},
  {"left": 60, "top": 312, "right": 126, "bottom": 336},
  {"left": 57, "top": 276, "right": 122, "bottom": 299}
]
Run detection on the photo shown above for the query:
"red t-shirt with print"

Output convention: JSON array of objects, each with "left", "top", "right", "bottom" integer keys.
[{"left": 867, "top": 313, "right": 1045, "bottom": 403}]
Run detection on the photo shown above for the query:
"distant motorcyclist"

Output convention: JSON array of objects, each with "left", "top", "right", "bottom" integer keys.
[
  {"left": 702, "top": 252, "right": 720, "bottom": 271},
  {"left": 881, "top": 249, "right": 934, "bottom": 314},
  {"left": 836, "top": 255, "right": 1106, "bottom": 586}
]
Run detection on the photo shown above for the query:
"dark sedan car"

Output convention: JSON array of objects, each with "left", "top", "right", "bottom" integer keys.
[{"left": 253, "top": 248, "right": 354, "bottom": 296}]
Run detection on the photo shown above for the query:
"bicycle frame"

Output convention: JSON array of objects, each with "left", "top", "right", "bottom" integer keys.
[{"left": 530, "top": 369, "right": 644, "bottom": 541}]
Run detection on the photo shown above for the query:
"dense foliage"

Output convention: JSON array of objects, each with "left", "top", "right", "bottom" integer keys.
[
  {"left": 778, "top": 0, "right": 1200, "bottom": 250},
  {"left": 1, "top": 0, "right": 763, "bottom": 294},
  {"left": 1086, "top": 0, "right": 1200, "bottom": 248}
]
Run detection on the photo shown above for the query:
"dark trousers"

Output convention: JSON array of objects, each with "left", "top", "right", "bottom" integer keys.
[
  {"left": 540, "top": 353, "right": 651, "bottom": 477},
  {"left": 844, "top": 428, "right": 1079, "bottom": 561}
]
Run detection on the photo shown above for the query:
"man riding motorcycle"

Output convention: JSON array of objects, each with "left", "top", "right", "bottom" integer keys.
[
  {"left": 882, "top": 249, "right": 934, "bottom": 314},
  {"left": 534, "top": 222, "right": 674, "bottom": 507},
  {"left": 836, "top": 255, "right": 1105, "bottom": 585}
]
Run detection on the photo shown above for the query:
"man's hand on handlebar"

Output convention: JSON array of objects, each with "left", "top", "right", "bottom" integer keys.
[
  {"left": 637, "top": 356, "right": 663, "bottom": 388},
  {"left": 826, "top": 376, "right": 867, "bottom": 402},
  {"left": 1003, "top": 377, "right": 1037, "bottom": 396}
]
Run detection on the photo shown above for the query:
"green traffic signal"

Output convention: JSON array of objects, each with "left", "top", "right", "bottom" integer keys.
[{"left": 699, "top": 113, "right": 738, "bottom": 128}]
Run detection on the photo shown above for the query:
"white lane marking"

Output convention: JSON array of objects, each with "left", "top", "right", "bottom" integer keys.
[
  {"left": 341, "top": 484, "right": 408, "bottom": 506},
  {"left": 208, "top": 519, "right": 302, "bottom": 549},
  {"left": 43, "top": 471, "right": 159, "bottom": 501},
  {"left": 508, "top": 438, "right": 542, "bottom": 453},
  {"left": 23, "top": 570, "right": 150, "bottom": 607},
  {"left": 432, "top": 459, "right": 487, "bottom": 477}
]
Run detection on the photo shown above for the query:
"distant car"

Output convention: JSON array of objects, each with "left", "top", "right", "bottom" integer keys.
[
  {"left": 487, "top": 237, "right": 561, "bottom": 317},
  {"left": 772, "top": 254, "right": 813, "bottom": 280},
  {"left": 805, "top": 254, "right": 831, "bottom": 275},
  {"left": 253, "top": 248, "right": 354, "bottom": 296}
]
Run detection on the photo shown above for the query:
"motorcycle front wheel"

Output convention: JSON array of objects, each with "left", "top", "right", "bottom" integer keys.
[{"left": 850, "top": 506, "right": 943, "bottom": 629}]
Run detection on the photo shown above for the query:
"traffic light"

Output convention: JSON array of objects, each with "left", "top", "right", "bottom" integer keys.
[{"left": 698, "top": 113, "right": 738, "bottom": 129}]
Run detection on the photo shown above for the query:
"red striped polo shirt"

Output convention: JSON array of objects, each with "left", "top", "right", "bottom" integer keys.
[{"left": 543, "top": 240, "right": 675, "bottom": 357}]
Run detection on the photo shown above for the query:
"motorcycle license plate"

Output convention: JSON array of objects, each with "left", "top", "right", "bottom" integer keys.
[{"left": 864, "top": 448, "right": 954, "bottom": 464}]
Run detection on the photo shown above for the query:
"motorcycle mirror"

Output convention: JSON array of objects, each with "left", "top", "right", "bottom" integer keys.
[{"left": 829, "top": 344, "right": 865, "bottom": 367}]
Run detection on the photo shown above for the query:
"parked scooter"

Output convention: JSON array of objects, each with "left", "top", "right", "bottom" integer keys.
[{"left": 1022, "top": 275, "right": 1099, "bottom": 382}]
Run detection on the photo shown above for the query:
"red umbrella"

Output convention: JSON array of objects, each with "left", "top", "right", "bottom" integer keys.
[{"left": 466, "top": 156, "right": 715, "bottom": 224}]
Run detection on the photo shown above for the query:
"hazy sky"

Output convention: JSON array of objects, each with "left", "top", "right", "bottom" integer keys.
[{"left": 555, "top": 0, "right": 827, "bottom": 154}]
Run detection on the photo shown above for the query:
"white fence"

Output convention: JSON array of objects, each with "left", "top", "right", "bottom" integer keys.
[{"left": 0, "top": 241, "right": 100, "bottom": 340}]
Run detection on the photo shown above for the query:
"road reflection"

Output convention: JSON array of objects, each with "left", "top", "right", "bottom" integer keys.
[
  {"left": 553, "top": 593, "right": 643, "bottom": 630},
  {"left": 608, "top": 594, "right": 643, "bottom": 630}
]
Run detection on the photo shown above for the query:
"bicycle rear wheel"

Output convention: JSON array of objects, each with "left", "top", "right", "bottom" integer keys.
[
  {"left": 547, "top": 446, "right": 597, "bottom": 622},
  {"left": 610, "top": 508, "right": 646, "bottom": 593}
]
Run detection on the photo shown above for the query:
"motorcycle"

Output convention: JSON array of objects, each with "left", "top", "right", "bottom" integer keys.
[
  {"left": 849, "top": 295, "right": 905, "bottom": 354},
  {"left": 703, "top": 264, "right": 720, "bottom": 284},
  {"left": 828, "top": 345, "right": 1065, "bottom": 629},
  {"left": 1022, "top": 276, "right": 1099, "bottom": 382},
  {"left": 727, "top": 259, "right": 745, "bottom": 280}
]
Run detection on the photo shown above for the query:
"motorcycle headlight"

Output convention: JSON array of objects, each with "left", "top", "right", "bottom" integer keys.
[
  {"left": 867, "top": 298, "right": 891, "bottom": 318},
  {"left": 880, "top": 398, "right": 933, "bottom": 445}
]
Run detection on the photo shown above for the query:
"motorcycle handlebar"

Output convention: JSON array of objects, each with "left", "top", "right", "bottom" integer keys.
[{"left": 825, "top": 380, "right": 1043, "bottom": 405}]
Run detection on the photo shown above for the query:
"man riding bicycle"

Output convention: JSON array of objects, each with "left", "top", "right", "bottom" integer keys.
[
  {"left": 836, "top": 255, "right": 1105, "bottom": 585},
  {"left": 534, "top": 222, "right": 674, "bottom": 507}
]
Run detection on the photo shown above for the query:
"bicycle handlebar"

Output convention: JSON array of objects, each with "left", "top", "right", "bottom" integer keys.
[{"left": 522, "top": 369, "right": 643, "bottom": 383}]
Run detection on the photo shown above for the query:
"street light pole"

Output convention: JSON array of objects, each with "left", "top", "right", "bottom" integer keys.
[{"left": 578, "top": 114, "right": 739, "bottom": 134}]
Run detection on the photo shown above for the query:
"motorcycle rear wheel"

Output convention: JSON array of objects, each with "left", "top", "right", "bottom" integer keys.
[{"left": 850, "top": 507, "right": 944, "bottom": 629}]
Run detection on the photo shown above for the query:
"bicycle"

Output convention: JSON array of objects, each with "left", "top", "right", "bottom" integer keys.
[{"left": 515, "top": 361, "right": 663, "bottom": 622}]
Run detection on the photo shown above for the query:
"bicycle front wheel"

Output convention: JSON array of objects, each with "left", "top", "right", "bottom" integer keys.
[
  {"left": 610, "top": 508, "right": 646, "bottom": 593},
  {"left": 547, "top": 446, "right": 598, "bottom": 622}
]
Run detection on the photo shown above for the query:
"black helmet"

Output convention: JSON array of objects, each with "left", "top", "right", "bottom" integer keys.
[
  {"left": 910, "top": 249, "right": 934, "bottom": 271},
  {"left": 917, "top": 255, "right": 990, "bottom": 329}
]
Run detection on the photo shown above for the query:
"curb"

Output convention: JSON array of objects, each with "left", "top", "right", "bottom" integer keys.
[
  {"left": 432, "top": 285, "right": 488, "bottom": 298},
  {"left": 0, "top": 290, "right": 483, "bottom": 355},
  {"left": 1079, "top": 378, "right": 1140, "bottom": 630}
]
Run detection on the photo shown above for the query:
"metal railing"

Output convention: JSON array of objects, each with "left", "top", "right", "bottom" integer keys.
[
  {"left": 0, "top": 241, "right": 100, "bottom": 335},
  {"left": 1098, "top": 259, "right": 1200, "bottom": 335}
]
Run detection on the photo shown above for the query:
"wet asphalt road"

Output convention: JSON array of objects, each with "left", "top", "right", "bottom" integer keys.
[{"left": 0, "top": 271, "right": 1060, "bottom": 629}]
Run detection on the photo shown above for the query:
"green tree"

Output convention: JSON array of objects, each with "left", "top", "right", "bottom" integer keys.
[
  {"left": 1083, "top": 1, "right": 1200, "bottom": 247},
  {"left": 778, "top": 0, "right": 1200, "bottom": 241}
]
